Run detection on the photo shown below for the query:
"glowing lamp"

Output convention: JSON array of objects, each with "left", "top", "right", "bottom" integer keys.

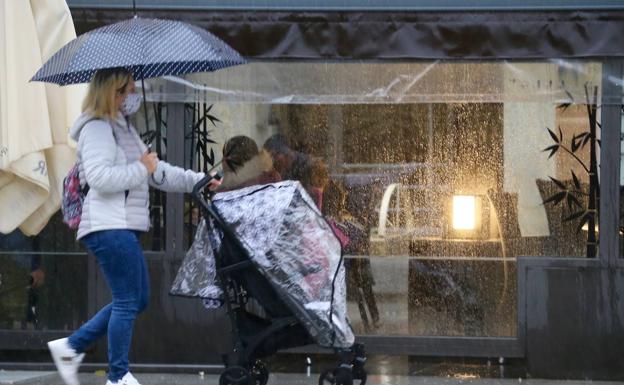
[{"left": 452, "top": 195, "right": 477, "bottom": 230}]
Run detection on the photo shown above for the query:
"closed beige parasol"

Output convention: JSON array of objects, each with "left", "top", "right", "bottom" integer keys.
[{"left": 0, "top": 0, "right": 85, "bottom": 235}]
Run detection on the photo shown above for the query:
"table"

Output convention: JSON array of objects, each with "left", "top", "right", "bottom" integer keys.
[{"left": 409, "top": 237, "right": 503, "bottom": 258}]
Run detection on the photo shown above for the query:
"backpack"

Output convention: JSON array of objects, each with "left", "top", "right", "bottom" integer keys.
[
  {"left": 61, "top": 164, "right": 88, "bottom": 229},
  {"left": 60, "top": 118, "right": 106, "bottom": 230}
]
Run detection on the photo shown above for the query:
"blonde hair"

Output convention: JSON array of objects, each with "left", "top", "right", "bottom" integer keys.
[{"left": 82, "top": 67, "right": 131, "bottom": 119}]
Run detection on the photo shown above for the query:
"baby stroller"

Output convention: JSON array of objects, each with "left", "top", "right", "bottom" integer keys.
[{"left": 171, "top": 178, "right": 367, "bottom": 385}]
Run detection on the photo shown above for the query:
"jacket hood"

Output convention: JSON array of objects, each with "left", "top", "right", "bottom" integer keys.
[
  {"left": 69, "top": 111, "right": 126, "bottom": 141},
  {"left": 69, "top": 112, "right": 93, "bottom": 141}
]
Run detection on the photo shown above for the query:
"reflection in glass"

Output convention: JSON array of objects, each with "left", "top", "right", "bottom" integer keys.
[
  {"left": 0, "top": 251, "right": 88, "bottom": 331},
  {"left": 0, "top": 213, "right": 88, "bottom": 331},
  {"left": 166, "top": 60, "right": 604, "bottom": 337}
]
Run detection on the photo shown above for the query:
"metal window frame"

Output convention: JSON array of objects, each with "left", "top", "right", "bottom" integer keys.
[{"left": 599, "top": 59, "right": 623, "bottom": 266}]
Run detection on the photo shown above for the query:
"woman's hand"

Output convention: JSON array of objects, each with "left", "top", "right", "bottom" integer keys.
[
  {"left": 140, "top": 151, "right": 159, "bottom": 174},
  {"left": 208, "top": 170, "right": 222, "bottom": 191}
]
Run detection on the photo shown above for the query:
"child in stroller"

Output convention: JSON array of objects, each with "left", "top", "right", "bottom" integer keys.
[{"left": 171, "top": 137, "right": 367, "bottom": 385}]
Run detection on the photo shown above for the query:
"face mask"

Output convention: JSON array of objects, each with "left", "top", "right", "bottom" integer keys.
[{"left": 120, "top": 93, "right": 142, "bottom": 116}]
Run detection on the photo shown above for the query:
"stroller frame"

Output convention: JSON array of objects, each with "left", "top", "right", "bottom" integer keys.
[{"left": 192, "top": 175, "right": 367, "bottom": 385}]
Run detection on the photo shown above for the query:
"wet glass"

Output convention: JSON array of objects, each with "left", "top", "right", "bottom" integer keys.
[
  {"left": 0, "top": 224, "right": 88, "bottom": 331},
  {"left": 152, "top": 60, "right": 602, "bottom": 338},
  {"left": 131, "top": 102, "right": 168, "bottom": 252}
]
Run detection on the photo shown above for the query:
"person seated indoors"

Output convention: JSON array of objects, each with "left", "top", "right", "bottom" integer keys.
[
  {"left": 214, "top": 135, "right": 281, "bottom": 192},
  {"left": 293, "top": 155, "right": 329, "bottom": 209},
  {"left": 263, "top": 134, "right": 328, "bottom": 208},
  {"left": 323, "top": 179, "right": 381, "bottom": 331}
]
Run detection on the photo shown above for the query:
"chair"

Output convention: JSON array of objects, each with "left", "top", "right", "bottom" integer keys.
[{"left": 486, "top": 189, "right": 549, "bottom": 258}]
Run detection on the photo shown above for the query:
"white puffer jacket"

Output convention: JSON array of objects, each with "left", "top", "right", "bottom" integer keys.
[{"left": 69, "top": 112, "right": 205, "bottom": 240}]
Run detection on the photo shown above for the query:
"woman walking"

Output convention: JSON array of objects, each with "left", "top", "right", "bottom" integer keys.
[{"left": 47, "top": 67, "right": 204, "bottom": 385}]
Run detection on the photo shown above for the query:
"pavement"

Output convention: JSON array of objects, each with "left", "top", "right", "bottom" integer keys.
[
  {"left": 1, "top": 355, "right": 623, "bottom": 385},
  {"left": 2, "top": 371, "right": 624, "bottom": 385}
]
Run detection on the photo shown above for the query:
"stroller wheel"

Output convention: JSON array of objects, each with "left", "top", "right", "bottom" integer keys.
[
  {"left": 319, "top": 368, "right": 353, "bottom": 385},
  {"left": 220, "top": 366, "right": 250, "bottom": 385},
  {"left": 249, "top": 360, "right": 269, "bottom": 385}
]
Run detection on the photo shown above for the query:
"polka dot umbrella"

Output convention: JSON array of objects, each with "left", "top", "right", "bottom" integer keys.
[{"left": 31, "top": 17, "right": 246, "bottom": 85}]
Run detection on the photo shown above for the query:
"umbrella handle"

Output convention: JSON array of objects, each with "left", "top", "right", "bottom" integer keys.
[{"left": 140, "top": 77, "right": 149, "bottom": 133}]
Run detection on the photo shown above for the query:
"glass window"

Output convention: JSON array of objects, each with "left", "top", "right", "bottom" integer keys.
[
  {"left": 0, "top": 223, "right": 88, "bottom": 331},
  {"left": 131, "top": 102, "right": 169, "bottom": 252},
  {"left": 154, "top": 60, "right": 602, "bottom": 337}
]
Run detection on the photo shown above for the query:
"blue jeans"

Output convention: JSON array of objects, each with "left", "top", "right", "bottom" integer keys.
[{"left": 68, "top": 230, "right": 149, "bottom": 382}]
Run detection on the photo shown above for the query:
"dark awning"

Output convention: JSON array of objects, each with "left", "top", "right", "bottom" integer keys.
[
  {"left": 65, "top": 0, "right": 624, "bottom": 12},
  {"left": 70, "top": 9, "right": 624, "bottom": 60}
]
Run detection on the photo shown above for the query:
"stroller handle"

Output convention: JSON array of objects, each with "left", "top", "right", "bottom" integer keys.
[
  {"left": 191, "top": 172, "right": 237, "bottom": 234},
  {"left": 191, "top": 172, "right": 253, "bottom": 259},
  {"left": 191, "top": 172, "right": 221, "bottom": 212}
]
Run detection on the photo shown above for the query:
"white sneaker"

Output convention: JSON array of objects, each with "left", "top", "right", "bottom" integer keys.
[
  {"left": 106, "top": 372, "right": 142, "bottom": 385},
  {"left": 48, "top": 338, "right": 85, "bottom": 385}
]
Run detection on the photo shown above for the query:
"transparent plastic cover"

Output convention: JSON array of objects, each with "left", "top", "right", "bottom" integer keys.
[{"left": 143, "top": 60, "right": 620, "bottom": 105}]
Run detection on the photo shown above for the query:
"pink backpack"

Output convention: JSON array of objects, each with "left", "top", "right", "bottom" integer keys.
[
  {"left": 61, "top": 118, "right": 100, "bottom": 229},
  {"left": 61, "top": 163, "right": 87, "bottom": 229}
]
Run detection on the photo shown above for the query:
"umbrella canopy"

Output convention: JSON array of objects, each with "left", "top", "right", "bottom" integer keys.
[
  {"left": 0, "top": 0, "right": 85, "bottom": 235},
  {"left": 31, "top": 17, "right": 246, "bottom": 86}
]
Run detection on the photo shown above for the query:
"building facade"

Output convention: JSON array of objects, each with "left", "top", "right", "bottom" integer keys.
[{"left": 2, "top": 0, "right": 624, "bottom": 379}]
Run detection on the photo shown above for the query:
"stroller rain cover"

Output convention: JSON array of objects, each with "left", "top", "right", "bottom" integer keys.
[{"left": 171, "top": 181, "right": 355, "bottom": 348}]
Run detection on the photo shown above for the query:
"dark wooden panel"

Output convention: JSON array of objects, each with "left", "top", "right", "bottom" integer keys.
[
  {"left": 0, "top": 330, "right": 70, "bottom": 350},
  {"left": 283, "top": 336, "right": 522, "bottom": 358},
  {"left": 599, "top": 60, "right": 623, "bottom": 264},
  {"left": 524, "top": 265, "right": 624, "bottom": 379}
]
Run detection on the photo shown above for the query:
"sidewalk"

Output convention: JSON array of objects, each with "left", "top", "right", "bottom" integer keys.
[
  {"left": 2, "top": 372, "right": 624, "bottom": 385},
  {"left": 1, "top": 355, "right": 622, "bottom": 385}
]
